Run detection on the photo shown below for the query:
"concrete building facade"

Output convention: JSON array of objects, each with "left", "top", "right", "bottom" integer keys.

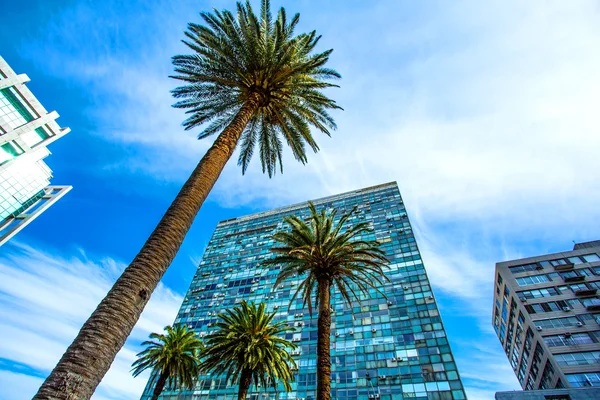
[
  {"left": 495, "top": 387, "right": 600, "bottom": 400},
  {"left": 0, "top": 56, "right": 71, "bottom": 246},
  {"left": 143, "top": 182, "right": 467, "bottom": 400},
  {"left": 493, "top": 241, "right": 600, "bottom": 390}
]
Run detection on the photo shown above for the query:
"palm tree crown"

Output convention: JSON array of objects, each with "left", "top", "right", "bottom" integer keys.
[
  {"left": 171, "top": 0, "right": 342, "bottom": 176},
  {"left": 267, "top": 202, "right": 390, "bottom": 314},
  {"left": 201, "top": 301, "right": 296, "bottom": 399},
  {"left": 132, "top": 325, "right": 203, "bottom": 399}
]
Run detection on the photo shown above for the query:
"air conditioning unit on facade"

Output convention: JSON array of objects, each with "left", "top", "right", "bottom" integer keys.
[
  {"left": 349, "top": 330, "right": 354, "bottom": 335},
  {"left": 335, "top": 332, "right": 340, "bottom": 337},
  {"left": 563, "top": 307, "right": 571, "bottom": 312},
  {"left": 576, "top": 322, "right": 584, "bottom": 327},
  {"left": 403, "top": 286, "right": 410, "bottom": 290},
  {"left": 372, "top": 328, "right": 377, "bottom": 333},
  {"left": 536, "top": 326, "right": 543, "bottom": 331},
  {"left": 387, "top": 301, "right": 393, "bottom": 306}
]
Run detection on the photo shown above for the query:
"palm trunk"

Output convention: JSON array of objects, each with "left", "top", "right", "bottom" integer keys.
[
  {"left": 237, "top": 368, "right": 253, "bottom": 400},
  {"left": 33, "top": 94, "right": 261, "bottom": 400},
  {"left": 151, "top": 370, "right": 169, "bottom": 400},
  {"left": 316, "top": 279, "right": 332, "bottom": 400}
]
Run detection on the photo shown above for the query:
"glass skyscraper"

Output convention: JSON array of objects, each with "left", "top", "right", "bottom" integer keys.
[
  {"left": 143, "top": 182, "right": 467, "bottom": 400},
  {"left": 0, "top": 56, "right": 71, "bottom": 246}
]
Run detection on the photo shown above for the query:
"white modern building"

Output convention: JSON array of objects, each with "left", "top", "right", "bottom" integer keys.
[{"left": 0, "top": 56, "right": 71, "bottom": 246}]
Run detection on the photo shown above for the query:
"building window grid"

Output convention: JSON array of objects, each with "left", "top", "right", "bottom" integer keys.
[
  {"left": 543, "top": 332, "right": 599, "bottom": 347},
  {"left": 0, "top": 87, "right": 34, "bottom": 130},
  {"left": 566, "top": 372, "right": 600, "bottom": 387},
  {"left": 532, "top": 316, "right": 581, "bottom": 330},
  {"left": 516, "top": 274, "right": 552, "bottom": 287},
  {"left": 152, "top": 187, "right": 467, "bottom": 399},
  {"left": 554, "top": 351, "right": 600, "bottom": 366}
]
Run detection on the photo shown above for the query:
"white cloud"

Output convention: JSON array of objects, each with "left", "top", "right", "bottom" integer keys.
[
  {"left": 0, "top": 370, "right": 44, "bottom": 400},
  {"left": 0, "top": 242, "right": 183, "bottom": 399}
]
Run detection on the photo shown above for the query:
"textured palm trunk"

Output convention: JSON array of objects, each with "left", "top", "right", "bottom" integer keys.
[
  {"left": 33, "top": 94, "right": 261, "bottom": 400},
  {"left": 237, "top": 368, "right": 253, "bottom": 400},
  {"left": 151, "top": 370, "right": 169, "bottom": 400},
  {"left": 316, "top": 279, "right": 332, "bottom": 400}
]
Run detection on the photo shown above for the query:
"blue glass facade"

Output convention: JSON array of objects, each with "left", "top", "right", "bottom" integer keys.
[{"left": 142, "top": 182, "right": 466, "bottom": 400}]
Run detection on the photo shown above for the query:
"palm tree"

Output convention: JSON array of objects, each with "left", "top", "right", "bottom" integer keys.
[
  {"left": 34, "top": 1, "right": 340, "bottom": 398},
  {"left": 201, "top": 301, "right": 296, "bottom": 400},
  {"left": 132, "top": 325, "right": 203, "bottom": 400},
  {"left": 265, "top": 203, "right": 389, "bottom": 400}
]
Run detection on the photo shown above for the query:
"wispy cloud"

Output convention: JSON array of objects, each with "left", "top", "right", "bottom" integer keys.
[{"left": 0, "top": 242, "right": 183, "bottom": 399}]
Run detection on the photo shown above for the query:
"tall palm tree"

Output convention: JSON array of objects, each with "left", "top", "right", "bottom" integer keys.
[
  {"left": 34, "top": 1, "right": 340, "bottom": 398},
  {"left": 265, "top": 203, "right": 389, "bottom": 400},
  {"left": 132, "top": 325, "right": 203, "bottom": 400},
  {"left": 202, "top": 301, "right": 297, "bottom": 400}
]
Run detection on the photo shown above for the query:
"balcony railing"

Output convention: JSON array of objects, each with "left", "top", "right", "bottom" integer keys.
[
  {"left": 575, "top": 288, "right": 597, "bottom": 297},
  {"left": 553, "top": 263, "right": 575, "bottom": 271},
  {"left": 564, "top": 275, "right": 586, "bottom": 283}
]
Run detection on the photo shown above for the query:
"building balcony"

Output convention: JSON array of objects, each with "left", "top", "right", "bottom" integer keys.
[
  {"left": 554, "top": 263, "right": 575, "bottom": 271},
  {"left": 575, "top": 288, "right": 597, "bottom": 297},
  {"left": 586, "top": 303, "right": 600, "bottom": 311},
  {"left": 564, "top": 275, "right": 586, "bottom": 283}
]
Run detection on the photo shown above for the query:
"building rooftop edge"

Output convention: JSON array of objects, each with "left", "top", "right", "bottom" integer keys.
[
  {"left": 217, "top": 181, "right": 398, "bottom": 226},
  {"left": 496, "top": 239, "right": 600, "bottom": 267}
]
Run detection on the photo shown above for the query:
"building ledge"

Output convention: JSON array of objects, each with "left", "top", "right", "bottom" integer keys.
[{"left": 575, "top": 288, "right": 597, "bottom": 297}]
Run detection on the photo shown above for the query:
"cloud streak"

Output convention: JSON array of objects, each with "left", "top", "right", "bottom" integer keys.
[{"left": 0, "top": 242, "right": 183, "bottom": 399}]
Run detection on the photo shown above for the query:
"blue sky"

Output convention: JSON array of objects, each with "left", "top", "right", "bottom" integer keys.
[{"left": 1, "top": 0, "right": 600, "bottom": 399}]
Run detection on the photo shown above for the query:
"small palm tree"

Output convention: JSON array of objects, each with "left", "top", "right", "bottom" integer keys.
[
  {"left": 265, "top": 203, "right": 389, "bottom": 400},
  {"left": 132, "top": 325, "right": 203, "bottom": 400},
  {"left": 34, "top": 1, "right": 340, "bottom": 398},
  {"left": 202, "top": 301, "right": 296, "bottom": 400}
]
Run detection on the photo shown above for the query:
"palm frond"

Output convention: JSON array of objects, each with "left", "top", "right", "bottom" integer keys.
[{"left": 171, "top": 0, "right": 341, "bottom": 177}]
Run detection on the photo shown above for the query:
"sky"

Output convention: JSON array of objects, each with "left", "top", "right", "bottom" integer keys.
[{"left": 1, "top": 0, "right": 599, "bottom": 399}]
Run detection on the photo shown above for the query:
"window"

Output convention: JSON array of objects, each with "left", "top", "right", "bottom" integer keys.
[
  {"left": 0, "top": 87, "right": 35, "bottom": 129},
  {"left": 570, "top": 283, "right": 589, "bottom": 292},
  {"left": 533, "top": 316, "right": 580, "bottom": 329},
  {"left": 566, "top": 372, "right": 600, "bottom": 387},
  {"left": 510, "top": 263, "right": 539, "bottom": 273},
  {"left": 497, "top": 273, "right": 503, "bottom": 285},
  {"left": 580, "top": 298, "right": 600, "bottom": 307},
  {"left": 0, "top": 141, "right": 24, "bottom": 163},
  {"left": 583, "top": 254, "right": 600, "bottom": 263},
  {"left": 516, "top": 274, "right": 551, "bottom": 286},
  {"left": 568, "top": 256, "right": 584, "bottom": 264},
  {"left": 555, "top": 351, "right": 600, "bottom": 366},
  {"left": 518, "top": 287, "right": 558, "bottom": 300},
  {"left": 543, "top": 332, "right": 595, "bottom": 347},
  {"left": 560, "top": 270, "right": 585, "bottom": 280}
]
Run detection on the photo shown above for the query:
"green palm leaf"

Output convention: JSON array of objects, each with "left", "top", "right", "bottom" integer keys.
[
  {"left": 265, "top": 203, "right": 389, "bottom": 400},
  {"left": 171, "top": 0, "right": 342, "bottom": 177},
  {"left": 201, "top": 301, "right": 297, "bottom": 400},
  {"left": 132, "top": 325, "right": 203, "bottom": 400}
]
